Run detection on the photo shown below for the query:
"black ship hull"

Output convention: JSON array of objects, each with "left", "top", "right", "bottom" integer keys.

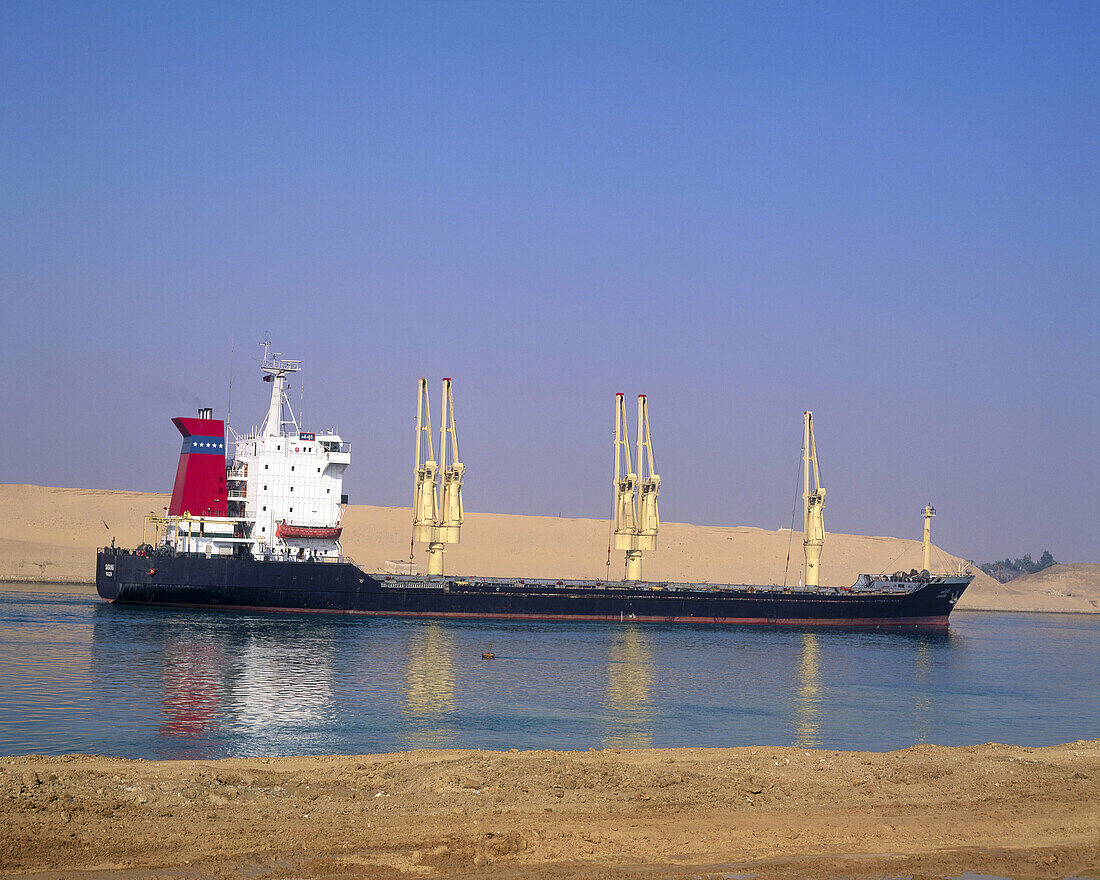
[{"left": 97, "top": 550, "right": 971, "bottom": 627}]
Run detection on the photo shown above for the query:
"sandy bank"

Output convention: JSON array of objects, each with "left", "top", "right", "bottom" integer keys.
[
  {"left": 2, "top": 741, "right": 1097, "bottom": 879},
  {"left": 5, "top": 484, "right": 1098, "bottom": 614},
  {"left": 958, "top": 563, "right": 1100, "bottom": 614}
]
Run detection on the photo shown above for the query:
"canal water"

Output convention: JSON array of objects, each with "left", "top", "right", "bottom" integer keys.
[{"left": 1, "top": 583, "right": 1097, "bottom": 759}]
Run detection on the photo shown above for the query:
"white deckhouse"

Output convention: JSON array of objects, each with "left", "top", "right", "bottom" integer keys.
[{"left": 228, "top": 345, "right": 350, "bottom": 560}]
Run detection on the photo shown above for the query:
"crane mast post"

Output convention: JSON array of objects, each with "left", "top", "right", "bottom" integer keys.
[{"left": 922, "top": 504, "right": 936, "bottom": 573}]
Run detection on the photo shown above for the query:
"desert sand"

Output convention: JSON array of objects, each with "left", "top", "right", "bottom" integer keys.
[
  {"left": 957, "top": 563, "right": 1100, "bottom": 613},
  {"left": 2, "top": 483, "right": 1097, "bottom": 613},
  {"left": 2, "top": 741, "right": 1098, "bottom": 879}
]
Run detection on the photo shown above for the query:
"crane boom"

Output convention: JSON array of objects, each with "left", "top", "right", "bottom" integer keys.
[
  {"left": 439, "top": 378, "right": 464, "bottom": 543},
  {"left": 802, "top": 411, "right": 826, "bottom": 587},
  {"left": 635, "top": 394, "right": 660, "bottom": 552},
  {"left": 613, "top": 393, "right": 639, "bottom": 549},
  {"left": 413, "top": 378, "right": 438, "bottom": 543}
]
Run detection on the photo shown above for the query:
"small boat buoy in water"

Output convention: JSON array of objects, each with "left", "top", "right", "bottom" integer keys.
[{"left": 482, "top": 651, "right": 495, "bottom": 659}]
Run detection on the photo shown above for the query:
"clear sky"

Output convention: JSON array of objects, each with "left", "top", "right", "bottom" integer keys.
[{"left": 1, "top": 1, "right": 1096, "bottom": 563}]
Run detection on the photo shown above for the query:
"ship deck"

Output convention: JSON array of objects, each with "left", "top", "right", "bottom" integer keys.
[{"left": 374, "top": 573, "right": 955, "bottom": 598}]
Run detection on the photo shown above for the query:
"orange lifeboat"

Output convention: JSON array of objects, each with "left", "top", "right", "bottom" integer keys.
[{"left": 276, "top": 521, "right": 342, "bottom": 540}]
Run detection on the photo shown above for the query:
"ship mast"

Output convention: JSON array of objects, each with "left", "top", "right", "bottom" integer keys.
[
  {"left": 802, "top": 411, "right": 826, "bottom": 587},
  {"left": 413, "top": 378, "right": 463, "bottom": 575},
  {"left": 258, "top": 338, "right": 301, "bottom": 438},
  {"left": 613, "top": 393, "right": 659, "bottom": 580},
  {"left": 921, "top": 503, "right": 936, "bottom": 573}
]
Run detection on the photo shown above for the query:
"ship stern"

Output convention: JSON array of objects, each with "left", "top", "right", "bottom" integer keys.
[{"left": 96, "top": 550, "right": 122, "bottom": 601}]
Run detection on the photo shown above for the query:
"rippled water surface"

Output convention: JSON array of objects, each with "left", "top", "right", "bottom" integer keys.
[{"left": 1, "top": 583, "right": 1097, "bottom": 759}]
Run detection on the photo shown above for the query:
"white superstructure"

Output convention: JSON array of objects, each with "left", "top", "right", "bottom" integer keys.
[
  {"left": 162, "top": 342, "right": 350, "bottom": 561},
  {"left": 229, "top": 343, "right": 350, "bottom": 559}
]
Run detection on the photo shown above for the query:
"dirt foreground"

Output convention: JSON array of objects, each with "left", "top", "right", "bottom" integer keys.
[{"left": 2, "top": 741, "right": 1098, "bottom": 880}]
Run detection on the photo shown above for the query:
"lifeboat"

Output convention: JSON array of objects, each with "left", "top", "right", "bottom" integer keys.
[{"left": 276, "top": 521, "right": 342, "bottom": 540}]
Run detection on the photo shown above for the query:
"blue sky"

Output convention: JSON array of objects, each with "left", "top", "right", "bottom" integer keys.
[{"left": 1, "top": 1, "right": 1096, "bottom": 563}]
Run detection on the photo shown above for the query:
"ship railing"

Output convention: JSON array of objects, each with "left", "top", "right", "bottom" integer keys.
[{"left": 859, "top": 571, "right": 933, "bottom": 584}]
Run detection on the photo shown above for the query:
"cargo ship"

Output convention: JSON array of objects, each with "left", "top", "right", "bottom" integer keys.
[{"left": 97, "top": 343, "right": 973, "bottom": 626}]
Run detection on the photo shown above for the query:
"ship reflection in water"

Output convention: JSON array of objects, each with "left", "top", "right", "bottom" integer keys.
[
  {"left": 229, "top": 636, "right": 336, "bottom": 735},
  {"left": 793, "top": 632, "right": 823, "bottom": 748},
  {"left": 402, "top": 622, "right": 457, "bottom": 749},
  {"left": 157, "top": 621, "right": 338, "bottom": 755},
  {"left": 913, "top": 639, "right": 933, "bottom": 743},
  {"left": 159, "top": 639, "right": 226, "bottom": 747},
  {"left": 601, "top": 627, "right": 655, "bottom": 748}
]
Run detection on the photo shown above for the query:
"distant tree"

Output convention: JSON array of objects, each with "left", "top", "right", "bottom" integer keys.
[{"left": 979, "top": 550, "right": 1058, "bottom": 583}]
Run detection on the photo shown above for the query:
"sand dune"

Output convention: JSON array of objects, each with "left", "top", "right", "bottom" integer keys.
[
  {"left": 0, "top": 485, "right": 168, "bottom": 583},
  {"left": 957, "top": 563, "right": 1100, "bottom": 613},
  {"left": 2, "top": 483, "right": 1093, "bottom": 613}
]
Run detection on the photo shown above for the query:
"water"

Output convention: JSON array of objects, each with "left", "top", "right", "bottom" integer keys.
[{"left": 1, "top": 583, "right": 1097, "bottom": 760}]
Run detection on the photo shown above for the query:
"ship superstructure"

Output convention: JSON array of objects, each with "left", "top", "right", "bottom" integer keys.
[{"left": 159, "top": 342, "right": 349, "bottom": 561}]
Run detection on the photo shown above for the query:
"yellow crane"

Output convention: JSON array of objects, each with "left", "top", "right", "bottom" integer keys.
[
  {"left": 802, "top": 411, "right": 826, "bottom": 587},
  {"left": 613, "top": 393, "right": 659, "bottom": 581},
  {"left": 413, "top": 378, "right": 464, "bottom": 575}
]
